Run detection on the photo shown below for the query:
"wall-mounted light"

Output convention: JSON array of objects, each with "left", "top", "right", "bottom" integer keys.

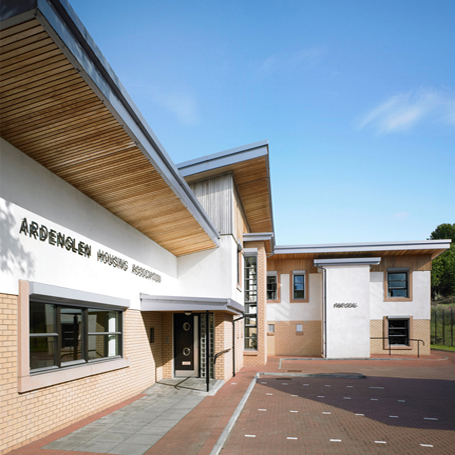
[{"left": 185, "top": 312, "right": 192, "bottom": 316}]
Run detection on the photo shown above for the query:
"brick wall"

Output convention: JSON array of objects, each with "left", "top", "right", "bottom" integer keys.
[
  {"left": 267, "top": 321, "right": 322, "bottom": 357},
  {"left": 0, "top": 294, "right": 161, "bottom": 455},
  {"left": 370, "top": 319, "right": 430, "bottom": 356},
  {"left": 243, "top": 241, "right": 267, "bottom": 367}
]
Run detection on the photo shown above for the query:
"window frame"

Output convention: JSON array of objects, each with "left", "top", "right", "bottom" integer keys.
[
  {"left": 243, "top": 253, "right": 258, "bottom": 351},
  {"left": 290, "top": 271, "right": 309, "bottom": 303},
  {"left": 266, "top": 271, "right": 280, "bottom": 303},
  {"left": 384, "top": 268, "right": 412, "bottom": 301},
  {"left": 29, "top": 302, "right": 123, "bottom": 373},
  {"left": 383, "top": 316, "right": 413, "bottom": 350},
  {"left": 19, "top": 280, "right": 130, "bottom": 393}
]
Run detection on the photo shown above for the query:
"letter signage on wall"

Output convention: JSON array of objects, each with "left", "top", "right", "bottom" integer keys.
[
  {"left": 18, "top": 217, "right": 161, "bottom": 283},
  {"left": 333, "top": 303, "right": 358, "bottom": 308},
  {"left": 19, "top": 218, "right": 91, "bottom": 257}
]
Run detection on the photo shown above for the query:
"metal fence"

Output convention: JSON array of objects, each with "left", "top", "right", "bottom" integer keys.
[{"left": 431, "top": 307, "right": 455, "bottom": 346}]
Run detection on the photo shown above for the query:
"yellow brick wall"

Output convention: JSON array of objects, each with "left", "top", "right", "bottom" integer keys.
[
  {"left": 370, "top": 319, "right": 430, "bottom": 356},
  {"left": 267, "top": 321, "right": 322, "bottom": 357},
  {"left": 161, "top": 312, "right": 173, "bottom": 378},
  {"left": 0, "top": 294, "right": 162, "bottom": 455},
  {"left": 243, "top": 241, "right": 267, "bottom": 367}
]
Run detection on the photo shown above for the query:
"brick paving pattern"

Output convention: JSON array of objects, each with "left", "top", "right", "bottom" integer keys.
[{"left": 5, "top": 352, "right": 455, "bottom": 455}]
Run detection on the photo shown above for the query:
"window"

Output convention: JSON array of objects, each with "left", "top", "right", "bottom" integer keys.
[
  {"left": 388, "top": 319, "right": 409, "bottom": 346},
  {"left": 244, "top": 255, "right": 258, "bottom": 350},
  {"left": 268, "top": 324, "right": 275, "bottom": 333},
  {"left": 30, "top": 301, "right": 122, "bottom": 372},
  {"left": 387, "top": 270, "right": 409, "bottom": 298},
  {"left": 293, "top": 273, "right": 305, "bottom": 300},
  {"left": 267, "top": 275, "right": 277, "bottom": 300},
  {"left": 296, "top": 324, "right": 303, "bottom": 333}
]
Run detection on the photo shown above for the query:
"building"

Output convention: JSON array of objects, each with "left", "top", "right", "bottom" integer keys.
[{"left": 0, "top": 0, "right": 451, "bottom": 453}]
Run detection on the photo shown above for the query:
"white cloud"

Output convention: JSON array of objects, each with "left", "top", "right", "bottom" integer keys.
[
  {"left": 154, "top": 91, "right": 200, "bottom": 126},
  {"left": 260, "top": 46, "right": 327, "bottom": 74},
  {"left": 357, "top": 87, "right": 455, "bottom": 133}
]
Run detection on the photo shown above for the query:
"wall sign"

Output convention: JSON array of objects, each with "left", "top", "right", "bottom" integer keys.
[
  {"left": 97, "top": 250, "right": 128, "bottom": 270},
  {"left": 333, "top": 303, "right": 358, "bottom": 308},
  {"left": 18, "top": 217, "right": 161, "bottom": 283},
  {"left": 19, "top": 218, "right": 91, "bottom": 258}
]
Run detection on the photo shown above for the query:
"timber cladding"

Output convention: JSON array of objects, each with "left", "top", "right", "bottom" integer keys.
[{"left": 0, "top": 20, "right": 215, "bottom": 256}]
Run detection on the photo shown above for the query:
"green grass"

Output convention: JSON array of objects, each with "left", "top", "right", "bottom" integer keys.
[{"left": 431, "top": 344, "right": 455, "bottom": 352}]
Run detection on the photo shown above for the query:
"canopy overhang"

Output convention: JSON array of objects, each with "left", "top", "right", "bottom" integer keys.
[
  {"left": 274, "top": 240, "right": 451, "bottom": 261},
  {"left": 0, "top": 0, "right": 219, "bottom": 256},
  {"left": 140, "top": 294, "right": 244, "bottom": 315}
]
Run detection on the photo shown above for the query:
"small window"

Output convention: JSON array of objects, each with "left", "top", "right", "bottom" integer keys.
[
  {"left": 293, "top": 274, "right": 305, "bottom": 300},
  {"left": 388, "top": 319, "right": 409, "bottom": 345},
  {"left": 296, "top": 324, "right": 303, "bottom": 333},
  {"left": 268, "top": 324, "right": 275, "bottom": 333},
  {"left": 267, "top": 275, "right": 278, "bottom": 300},
  {"left": 387, "top": 271, "right": 408, "bottom": 298}
]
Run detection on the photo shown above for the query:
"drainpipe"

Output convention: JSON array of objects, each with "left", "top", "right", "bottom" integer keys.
[
  {"left": 232, "top": 314, "right": 246, "bottom": 377},
  {"left": 317, "top": 265, "right": 327, "bottom": 358}
]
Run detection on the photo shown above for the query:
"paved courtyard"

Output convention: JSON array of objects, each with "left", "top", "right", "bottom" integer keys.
[{"left": 6, "top": 351, "right": 455, "bottom": 455}]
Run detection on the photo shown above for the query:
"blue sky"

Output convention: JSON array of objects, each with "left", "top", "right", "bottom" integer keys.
[{"left": 69, "top": 0, "right": 454, "bottom": 245}]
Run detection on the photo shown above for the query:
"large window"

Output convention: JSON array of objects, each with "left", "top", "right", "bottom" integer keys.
[
  {"left": 388, "top": 318, "right": 410, "bottom": 346},
  {"left": 244, "top": 255, "right": 258, "bottom": 350},
  {"left": 387, "top": 270, "right": 409, "bottom": 298},
  {"left": 30, "top": 301, "right": 122, "bottom": 372}
]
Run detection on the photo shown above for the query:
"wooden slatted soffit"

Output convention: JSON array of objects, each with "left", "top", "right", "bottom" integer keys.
[{"left": 0, "top": 20, "right": 217, "bottom": 256}]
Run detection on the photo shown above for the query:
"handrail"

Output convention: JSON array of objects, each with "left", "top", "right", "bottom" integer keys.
[
  {"left": 370, "top": 337, "right": 425, "bottom": 358},
  {"left": 213, "top": 348, "right": 231, "bottom": 364}
]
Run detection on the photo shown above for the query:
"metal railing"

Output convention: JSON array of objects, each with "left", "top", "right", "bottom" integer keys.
[
  {"left": 370, "top": 337, "right": 425, "bottom": 358},
  {"left": 213, "top": 348, "right": 231, "bottom": 364}
]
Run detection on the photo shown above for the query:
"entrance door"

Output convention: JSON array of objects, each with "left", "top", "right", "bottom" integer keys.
[{"left": 174, "top": 313, "right": 197, "bottom": 377}]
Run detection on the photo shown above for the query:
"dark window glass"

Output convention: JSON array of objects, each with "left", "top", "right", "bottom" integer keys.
[
  {"left": 29, "top": 302, "right": 122, "bottom": 372},
  {"left": 388, "top": 319, "right": 409, "bottom": 345},
  {"left": 293, "top": 274, "right": 305, "bottom": 299},
  {"left": 30, "top": 302, "right": 55, "bottom": 334},
  {"left": 88, "top": 335, "right": 119, "bottom": 360},
  {"left": 30, "top": 336, "right": 57, "bottom": 370},
  {"left": 60, "top": 308, "right": 83, "bottom": 364},
  {"left": 388, "top": 271, "right": 408, "bottom": 297},
  {"left": 267, "top": 275, "right": 277, "bottom": 300}
]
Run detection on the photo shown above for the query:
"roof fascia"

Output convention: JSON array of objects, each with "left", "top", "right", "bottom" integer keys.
[
  {"left": 177, "top": 140, "right": 269, "bottom": 176},
  {"left": 1, "top": 0, "right": 220, "bottom": 249},
  {"left": 276, "top": 240, "right": 452, "bottom": 255},
  {"left": 314, "top": 257, "right": 381, "bottom": 267}
]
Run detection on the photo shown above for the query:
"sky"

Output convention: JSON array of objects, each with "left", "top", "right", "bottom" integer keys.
[{"left": 68, "top": 0, "right": 454, "bottom": 246}]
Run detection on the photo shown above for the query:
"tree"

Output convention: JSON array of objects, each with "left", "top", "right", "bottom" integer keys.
[{"left": 429, "top": 223, "right": 455, "bottom": 299}]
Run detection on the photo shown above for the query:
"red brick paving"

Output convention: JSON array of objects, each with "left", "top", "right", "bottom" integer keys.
[{"left": 6, "top": 351, "right": 455, "bottom": 455}]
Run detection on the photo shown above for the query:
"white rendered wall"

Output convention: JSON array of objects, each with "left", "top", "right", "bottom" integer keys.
[
  {"left": 177, "top": 234, "right": 241, "bottom": 301},
  {"left": 267, "top": 273, "right": 322, "bottom": 321},
  {"left": 1, "top": 138, "right": 231, "bottom": 309},
  {"left": 370, "top": 270, "right": 431, "bottom": 320},
  {"left": 325, "top": 265, "right": 371, "bottom": 358}
]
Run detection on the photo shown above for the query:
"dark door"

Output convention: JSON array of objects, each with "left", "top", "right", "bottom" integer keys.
[{"left": 174, "top": 313, "right": 195, "bottom": 377}]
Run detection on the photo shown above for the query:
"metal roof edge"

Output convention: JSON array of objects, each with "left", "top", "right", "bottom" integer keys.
[
  {"left": 314, "top": 257, "right": 382, "bottom": 266},
  {"left": 177, "top": 140, "right": 269, "bottom": 172},
  {"left": 1, "top": 0, "right": 220, "bottom": 249},
  {"left": 275, "top": 239, "right": 452, "bottom": 254}
]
